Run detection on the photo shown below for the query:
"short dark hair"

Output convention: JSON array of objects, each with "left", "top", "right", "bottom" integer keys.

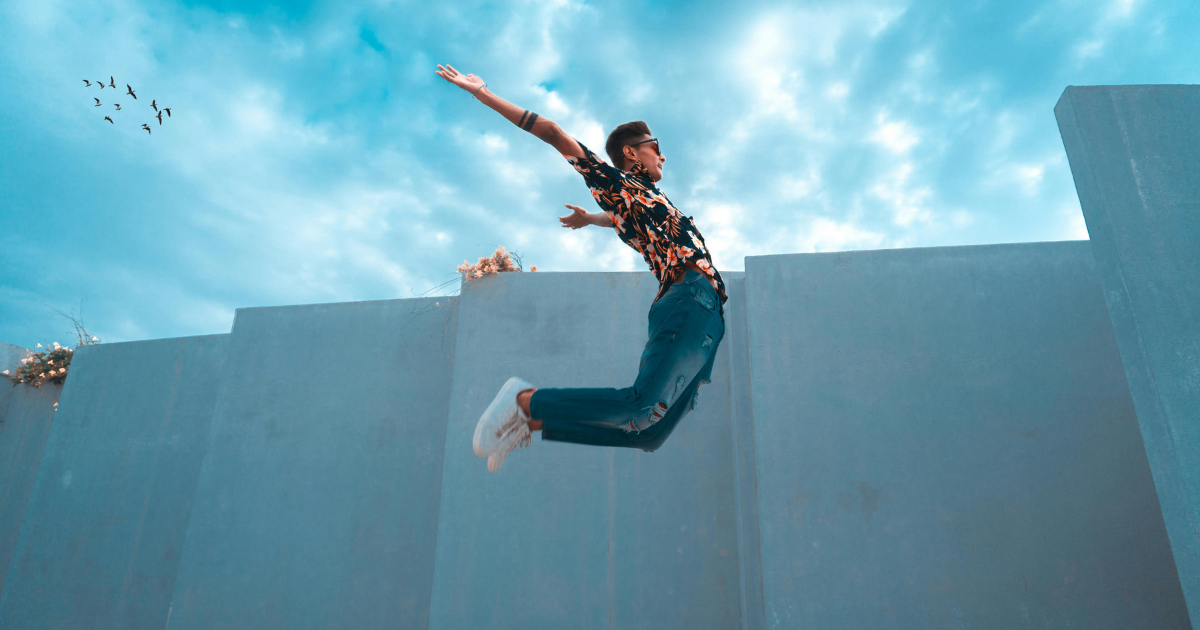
[{"left": 605, "top": 120, "right": 651, "bottom": 170}]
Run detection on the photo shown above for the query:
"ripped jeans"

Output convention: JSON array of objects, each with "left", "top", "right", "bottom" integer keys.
[{"left": 529, "top": 270, "right": 726, "bottom": 452}]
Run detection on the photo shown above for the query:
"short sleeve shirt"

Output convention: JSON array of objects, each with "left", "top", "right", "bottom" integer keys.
[{"left": 564, "top": 140, "right": 727, "bottom": 305}]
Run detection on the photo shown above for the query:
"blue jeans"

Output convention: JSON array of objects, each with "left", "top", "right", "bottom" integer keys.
[{"left": 530, "top": 270, "right": 726, "bottom": 452}]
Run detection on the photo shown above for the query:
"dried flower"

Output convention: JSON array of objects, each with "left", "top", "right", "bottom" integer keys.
[
  {"left": 457, "top": 246, "right": 536, "bottom": 283},
  {"left": 91, "top": 337, "right": 98, "bottom": 342},
  {"left": 35, "top": 343, "right": 41, "bottom": 348},
  {"left": 2, "top": 370, "right": 7, "bottom": 375}
]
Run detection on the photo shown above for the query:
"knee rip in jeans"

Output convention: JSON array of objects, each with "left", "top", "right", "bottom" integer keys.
[
  {"left": 690, "top": 378, "right": 711, "bottom": 411},
  {"left": 624, "top": 400, "right": 668, "bottom": 434}
]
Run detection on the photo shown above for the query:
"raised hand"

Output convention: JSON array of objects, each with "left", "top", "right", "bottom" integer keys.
[
  {"left": 559, "top": 204, "right": 591, "bottom": 230},
  {"left": 435, "top": 64, "right": 484, "bottom": 93}
]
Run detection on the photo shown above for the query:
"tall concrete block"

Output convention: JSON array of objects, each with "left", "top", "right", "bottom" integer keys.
[
  {"left": 745, "top": 242, "right": 1188, "bottom": 629},
  {"left": 167, "top": 298, "right": 455, "bottom": 629},
  {"left": 0, "top": 336, "right": 227, "bottom": 628},
  {"left": 428, "top": 272, "right": 748, "bottom": 630},
  {"left": 0, "top": 383, "right": 59, "bottom": 599},
  {"left": 1056, "top": 84, "right": 1200, "bottom": 626},
  {"left": 725, "top": 277, "right": 766, "bottom": 630},
  {"left": 0, "top": 342, "right": 29, "bottom": 418}
]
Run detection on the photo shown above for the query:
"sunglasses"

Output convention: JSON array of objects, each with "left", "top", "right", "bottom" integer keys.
[{"left": 628, "top": 137, "right": 661, "bottom": 156}]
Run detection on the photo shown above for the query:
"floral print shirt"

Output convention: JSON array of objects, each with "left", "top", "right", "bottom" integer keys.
[{"left": 564, "top": 141, "right": 727, "bottom": 305}]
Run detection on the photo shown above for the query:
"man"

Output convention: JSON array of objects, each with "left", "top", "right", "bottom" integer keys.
[{"left": 436, "top": 64, "right": 727, "bottom": 472}]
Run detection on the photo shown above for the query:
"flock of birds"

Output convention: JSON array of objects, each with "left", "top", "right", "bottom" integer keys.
[{"left": 84, "top": 76, "right": 171, "bottom": 135}]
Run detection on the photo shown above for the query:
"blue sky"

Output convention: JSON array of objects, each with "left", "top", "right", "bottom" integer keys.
[{"left": 1, "top": 0, "right": 1197, "bottom": 348}]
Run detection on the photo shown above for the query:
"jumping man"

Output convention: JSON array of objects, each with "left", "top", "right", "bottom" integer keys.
[{"left": 436, "top": 64, "right": 728, "bottom": 472}]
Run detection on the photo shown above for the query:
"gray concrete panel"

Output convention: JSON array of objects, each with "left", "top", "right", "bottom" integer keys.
[
  {"left": 725, "top": 277, "right": 766, "bottom": 630},
  {"left": 0, "top": 383, "right": 59, "bottom": 599},
  {"left": 0, "top": 336, "right": 227, "bottom": 629},
  {"left": 745, "top": 242, "right": 1188, "bottom": 629},
  {"left": 0, "top": 342, "right": 25, "bottom": 373},
  {"left": 1056, "top": 84, "right": 1200, "bottom": 626},
  {"left": 428, "top": 272, "right": 744, "bottom": 630},
  {"left": 0, "top": 342, "right": 29, "bottom": 417},
  {"left": 167, "top": 298, "right": 455, "bottom": 630}
]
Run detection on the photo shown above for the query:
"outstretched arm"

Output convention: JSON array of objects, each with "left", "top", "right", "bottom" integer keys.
[{"left": 436, "top": 64, "right": 584, "bottom": 159}]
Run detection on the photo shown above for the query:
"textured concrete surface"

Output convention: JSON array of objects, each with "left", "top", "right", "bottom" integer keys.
[
  {"left": 166, "top": 298, "right": 455, "bottom": 630},
  {"left": 1057, "top": 84, "right": 1200, "bottom": 628},
  {"left": 428, "top": 272, "right": 748, "bottom": 630},
  {"left": 0, "top": 240, "right": 1192, "bottom": 628},
  {"left": 745, "top": 242, "right": 1188, "bottom": 629},
  {"left": 0, "top": 336, "right": 228, "bottom": 629},
  {"left": 0, "top": 383, "right": 59, "bottom": 600},
  {"left": 0, "top": 342, "right": 24, "bottom": 373},
  {"left": 724, "top": 276, "right": 766, "bottom": 630},
  {"left": 0, "top": 342, "right": 28, "bottom": 418}
]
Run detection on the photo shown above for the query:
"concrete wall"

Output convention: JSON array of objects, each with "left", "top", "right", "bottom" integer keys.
[
  {"left": 745, "top": 242, "right": 1188, "bottom": 629},
  {"left": 166, "top": 298, "right": 455, "bottom": 630},
  {"left": 0, "top": 342, "right": 29, "bottom": 420},
  {"left": 428, "top": 272, "right": 749, "bottom": 630},
  {"left": 0, "top": 335, "right": 228, "bottom": 629},
  {"left": 725, "top": 276, "right": 767, "bottom": 630},
  {"left": 1057, "top": 85, "right": 1200, "bottom": 628},
  {"left": 0, "top": 342, "right": 24, "bottom": 372},
  {"left": 0, "top": 240, "right": 1191, "bottom": 629},
  {"left": 0, "top": 382, "right": 59, "bottom": 599}
]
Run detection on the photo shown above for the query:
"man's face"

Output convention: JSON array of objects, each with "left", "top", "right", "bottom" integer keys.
[{"left": 625, "top": 135, "right": 665, "bottom": 182}]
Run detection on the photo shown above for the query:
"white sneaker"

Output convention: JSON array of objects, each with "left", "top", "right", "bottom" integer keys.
[
  {"left": 488, "top": 421, "right": 532, "bottom": 472},
  {"left": 473, "top": 377, "right": 533, "bottom": 457}
]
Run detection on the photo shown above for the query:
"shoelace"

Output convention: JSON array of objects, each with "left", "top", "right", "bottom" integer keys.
[
  {"left": 495, "top": 407, "right": 531, "bottom": 440},
  {"left": 500, "top": 422, "right": 531, "bottom": 449}
]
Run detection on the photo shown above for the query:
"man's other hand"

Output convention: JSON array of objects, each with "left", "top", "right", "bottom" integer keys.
[{"left": 559, "top": 204, "right": 591, "bottom": 229}]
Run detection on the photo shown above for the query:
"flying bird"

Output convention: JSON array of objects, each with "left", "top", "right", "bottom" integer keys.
[
  {"left": 97, "top": 80, "right": 105, "bottom": 89},
  {"left": 108, "top": 76, "right": 115, "bottom": 88},
  {"left": 114, "top": 103, "right": 121, "bottom": 111},
  {"left": 104, "top": 116, "right": 113, "bottom": 124},
  {"left": 156, "top": 110, "right": 163, "bottom": 125},
  {"left": 82, "top": 79, "right": 91, "bottom": 87},
  {"left": 163, "top": 108, "right": 171, "bottom": 117},
  {"left": 141, "top": 124, "right": 151, "bottom": 135},
  {"left": 126, "top": 84, "right": 137, "bottom": 99},
  {"left": 151, "top": 99, "right": 158, "bottom": 112},
  {"left": 93, "top": 97, "right": 101, "bottom": 106}
]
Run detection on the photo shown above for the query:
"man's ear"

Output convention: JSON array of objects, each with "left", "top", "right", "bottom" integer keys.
[{"left": 622, "top": 146, "right": 635, "bottom": 168}]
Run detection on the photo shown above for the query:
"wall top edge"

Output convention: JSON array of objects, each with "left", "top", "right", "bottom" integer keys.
[
  {"left": 744, "top": 239, "right": 1091, "bottom": 265},
  {"left": 80, "top": 332, "right": 231, "bottom": 349}
]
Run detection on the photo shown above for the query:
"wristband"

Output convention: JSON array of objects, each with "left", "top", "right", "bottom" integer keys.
[
  {"left": 471, "top": 82, "right": 486, "bottom": 96},
  {"left": 517, "top": 110, "right": 539, "bottom": 132}
]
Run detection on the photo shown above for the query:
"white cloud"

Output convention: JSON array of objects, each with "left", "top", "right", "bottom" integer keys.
[
  {"left": 870, "top": 162, "right": 934, "bottom": 227},
  {"left": 869, "top": 111, "right": 920, "bottom": 154},
  {"left": 1015, "top": 164, "right": 1045, "bottom": 196},
  {"left": 1061, "top": 202, "right": 1090, "bottom": 241},
  {"left": 826, "top": 82, "right": 850, "bottom": 99},
  {"left": 1108, "top": 0, "right": 1143, "bottom": 21},
  {"left": 797, "top": 218, "right": 886, "bottom": 253}
]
